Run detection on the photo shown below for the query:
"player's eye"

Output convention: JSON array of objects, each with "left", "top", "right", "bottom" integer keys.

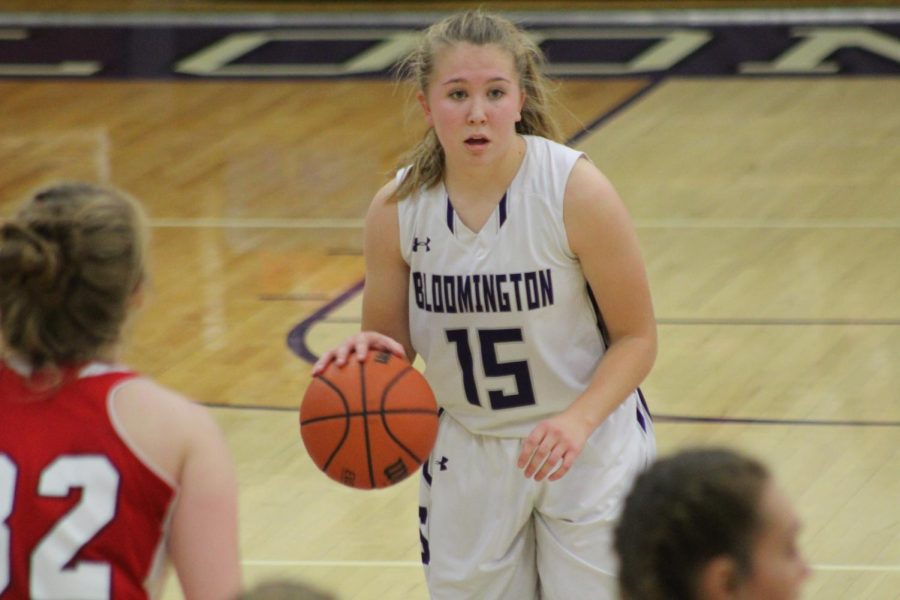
[
  {"left": 488, "top": 88, "right": 506, "bottom": 99},
  {"left": 448, "top": 90, "right": 467, "bottom": 100}
]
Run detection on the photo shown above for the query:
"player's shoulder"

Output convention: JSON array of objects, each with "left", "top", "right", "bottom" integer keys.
[
  {"left": 565, "top": 155, "right": 617, "bottom": 206},
  {"left": 110, "top": 377, "right": 226, "bottom": 484},
  {"left": 562, "top": 157, "right": 631, "bottom": 254},
  {"left": 115, "top": 375, "right": 186, "bottom": 403},
  {"left": 113, "top": 376, "right": 214, "bottom": 429},
  {"left": 366, "top": 177, "right": 400, "bottom": 228}
]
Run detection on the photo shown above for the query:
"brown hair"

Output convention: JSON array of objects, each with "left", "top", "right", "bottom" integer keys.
[
  {"left": 614, "top": 448, "right": 770, "bottom": 600},
  {"left": 0, "top": 182, "right": 147, "bottom": 370},
  {"left": 393, "top": 9, "right": 563, "bottom": 200}
]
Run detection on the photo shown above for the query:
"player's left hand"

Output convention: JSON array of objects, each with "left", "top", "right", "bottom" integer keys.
[{"left": 517, "top": 411, "right": 593, "bottom": 482}]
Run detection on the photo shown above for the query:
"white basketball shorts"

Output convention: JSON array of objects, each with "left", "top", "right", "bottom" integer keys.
[{"left": 418, "top": 406, "right": 655, "bottom": 600}]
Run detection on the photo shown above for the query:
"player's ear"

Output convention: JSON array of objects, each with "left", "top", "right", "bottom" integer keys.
[
  {"left": 697, "top": 555, "right": 743, "bottom": 600},
  {"left": 417, "top": 90, "right": 433, "bottom": 127}
]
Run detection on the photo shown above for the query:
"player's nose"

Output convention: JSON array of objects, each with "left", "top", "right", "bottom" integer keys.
[{"left": 467, "top": 100, "right": 487, "bottom": 124}]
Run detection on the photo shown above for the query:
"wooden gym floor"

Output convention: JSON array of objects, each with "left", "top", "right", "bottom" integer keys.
[{"left": 1, "top": 3, "right": 899, "bottom": 599}]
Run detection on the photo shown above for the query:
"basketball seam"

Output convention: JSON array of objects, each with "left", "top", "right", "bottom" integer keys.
[
  {"left": 310, "top": 376, "right": 352, "bottom": 472},
  {"left": 381, "top": 367, "right": 437, "bottom": 465},
  {"left": 301, "top": 409, "right": 438, "bottom": 425},
  {"left": 360, "top": 360, "right": 376, "bottom": 489}
]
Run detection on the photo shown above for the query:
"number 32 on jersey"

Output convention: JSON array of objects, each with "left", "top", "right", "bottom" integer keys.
[{"left": 1, "top": 453, "right": 119, "bottom": 599}]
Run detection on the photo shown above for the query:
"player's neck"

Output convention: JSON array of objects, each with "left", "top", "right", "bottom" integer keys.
[{"left": 444, "top": 135, "right": 525, "bottom": 205}]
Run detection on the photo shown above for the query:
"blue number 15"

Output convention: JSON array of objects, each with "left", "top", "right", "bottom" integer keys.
[{"left": 445, "top": 328, "right": 536, "bottom": 410}]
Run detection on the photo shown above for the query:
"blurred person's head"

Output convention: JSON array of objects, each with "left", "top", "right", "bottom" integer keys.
[
  {"left": 615, "top": 447, "right": 810, "bottom": 600},
  {"left": 0, "top": 182, "right": 147, "bottom": 371},
  {"left": 235, "top": 579, "right": 335, "bottom": 600}
]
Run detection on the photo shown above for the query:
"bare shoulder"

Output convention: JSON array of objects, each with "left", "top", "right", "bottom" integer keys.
[
  {"left": 564, "top": 157, "right": 621, "bottom": 214},
  {"left": 114, "top": 377, "right": 211, "bottom": 425},
  {"left": 563, "top": 157, "right": 636, "bottom": 255},
  {"left": 365, "top": 178, "right": 402, "bottom": 247},
  {"left": 111, "top": 377, "right": 224, "bottom": 480}
]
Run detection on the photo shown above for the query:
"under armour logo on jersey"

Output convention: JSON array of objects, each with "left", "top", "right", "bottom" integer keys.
[
  {"left": 412, "top": 237, "right": 431, "bottom": 252},
  {"left": 436, "top": 456, "right": 449, "bottom": 471}
]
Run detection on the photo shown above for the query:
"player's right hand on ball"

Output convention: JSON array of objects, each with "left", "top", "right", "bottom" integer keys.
[{"left": 312, "top": 331, "right": 406, "bottom": 374}]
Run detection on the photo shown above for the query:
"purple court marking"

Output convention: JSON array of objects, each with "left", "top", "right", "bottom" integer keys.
[
  {"left": 568, "top": 79, "right": 663, "bottom": 146},
  {"left": 286, "top": 279, "right": 364, "bottom": 364},
  {"left": 658, "top": 318, "right": 900, "bottom": 326},
  {"left": 203, "top": 402, "right": 900, "bottom": 429},
  {"left": 1, "top": 22, "right": 899, "bottom": 79},
  {"left": 654, "top": 415, "right": 900, "bottom": 428}
]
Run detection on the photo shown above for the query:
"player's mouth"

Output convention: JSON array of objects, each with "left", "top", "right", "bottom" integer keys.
[{"left": 465, "top": 135, "right": 490, "bottom": 148}]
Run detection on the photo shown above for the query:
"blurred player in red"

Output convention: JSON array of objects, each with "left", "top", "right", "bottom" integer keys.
[{"left": 0, "top": 183, "right": 241, "bottom": 599}]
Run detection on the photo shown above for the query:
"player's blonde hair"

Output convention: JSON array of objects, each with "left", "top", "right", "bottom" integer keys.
[
  {"left": 0, "top": 182, "right": 147, "bottom": 370},
  {"left": 393, "top": 9, "right": 563, "bottom": 201}
]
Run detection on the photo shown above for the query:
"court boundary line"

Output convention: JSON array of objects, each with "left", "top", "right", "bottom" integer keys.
[
  {"left": 239, "top": 559, "right": 900, "bottom": 573},
  {"left": 653, "top": 415, "right": 900, "bottom": 428},
  {"left": 310, "top": 316, "right": 900, "bottom": 326},
  {"left": 657, "top": 318, "right": 900, "bottom": 326},
  {"left": 571, "top": 78, "right": 664, "bottom": 145},
  {"left": 2, "top": 8, "right": 899, "bottom": 27},
  {"left": 146, "top": 217, "right": 900, "bottom": 230},
  {"left": 305, "top": 315, "right": 900, "bottom": 326},
  {"left": 205, "top": 403, "right": 900, "bottom": 429}
]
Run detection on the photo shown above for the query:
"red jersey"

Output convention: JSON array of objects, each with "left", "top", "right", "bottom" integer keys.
[{"left": 0, "top": 361, "right": 177, "bottom": 599}]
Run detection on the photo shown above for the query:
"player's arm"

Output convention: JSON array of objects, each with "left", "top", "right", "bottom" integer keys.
[
  {"left": 167, "top": 398, "right": 242, "bottom": 600},
  {"left": 519, "top": 158, "right": 657, "bottom": 481},
  {"left": 313, "top": 179, "right": 412, "bottom": 372},
  {"left": 564, "top": 157, "right": 657, "bottom": 426},
  {"left": 361, "top": 179, "right": 414, "bottom": 361},
  {"left": 113, "top": 380, "right": 242, "bottom": 598}
]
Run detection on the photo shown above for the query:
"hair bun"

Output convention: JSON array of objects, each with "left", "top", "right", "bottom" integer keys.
[{"left": 0, "top": 222, "right": 62, "bottom": 294}]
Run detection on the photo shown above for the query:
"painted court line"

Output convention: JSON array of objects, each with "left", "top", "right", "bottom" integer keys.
[
  {"left": 635, "top": 218, "right": 900, "bottom": 230},
  {"left": 244, "top": 560, "right": 421, "bottom": 568},
  {"left": 241, "top": 559, "right": 900, "bottom": 572},
  {"left": 149, "top": 217, "right": 364, "bottom": 229},
  {"left": 813, "top": 564, "right": 900, "bottom": 573},
  {"left": 148, "top": 217, "right": 900, "bottom": 230},
  {"left": 3, "top": 7, "right": 899, "bottom": 26}
]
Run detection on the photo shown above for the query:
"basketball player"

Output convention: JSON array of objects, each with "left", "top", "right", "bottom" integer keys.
[
  {"left": 314, "top": 10, "right": 656, "bottom": 599},
  {"left": 615, "top": 447, "right": 810, "bottom": 600},
  {"left": 0, "top": 183, "right": 241, "bottom": 599}
]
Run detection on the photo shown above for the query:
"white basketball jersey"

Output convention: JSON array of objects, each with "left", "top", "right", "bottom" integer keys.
[{"left": 399, "top": 135, "right": 647, "bottom": 438}]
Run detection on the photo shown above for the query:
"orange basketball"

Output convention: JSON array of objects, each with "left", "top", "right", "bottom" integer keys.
[{"left": 299, "top": 350, "right": 439, "bottom": 490}]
